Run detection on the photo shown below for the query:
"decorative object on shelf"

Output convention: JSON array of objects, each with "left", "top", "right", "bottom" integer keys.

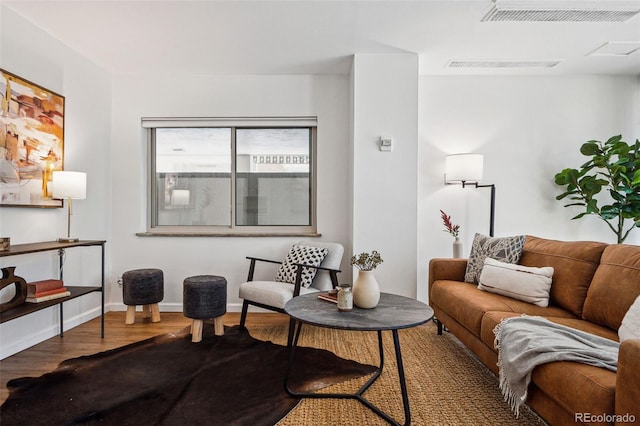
[
  {"left": 52, "top": 171, "right": 87, "bottom": 242},
  {"left": 554, "top": 135, "right": 640, "bottom": 243},
  {"left": 0, "top": 68, "right": 65, "bottom": 208},
  {"left": 350, "top": 251, "right": 382, "bottom": 309},
  {"left": 0, "top": 266, "right": 27, "bottom": 312},
  {"left": 440, "top": 210, "right": 462, "bottom": 258},
  {"left": 445, "top": 153, "right": 496, "bottom": 237},
  {"left": 0, "top": 237, "right": 9, "bottom": 252},
  {"left": 337, "top": 284, "right": 353, "bottom": 312}
]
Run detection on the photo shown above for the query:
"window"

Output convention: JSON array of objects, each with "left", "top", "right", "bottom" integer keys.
[{"left": 143, "top": 117, "right": 317, "bottom": 235}]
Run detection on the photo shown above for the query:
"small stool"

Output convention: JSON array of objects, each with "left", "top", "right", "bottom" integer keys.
[
  {"left": 183, "top": 275, "right": 227, "bottom": 342},
  {"left": 123, "top": 268, "right": 164, "bottom": 325}
]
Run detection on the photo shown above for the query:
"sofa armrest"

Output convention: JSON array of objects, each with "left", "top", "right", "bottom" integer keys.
[
  {"left": 616, "top": 339, "right": 640, "bottom": 422},
  {"left": 428, "top": 258, "right": 468, "bottom": 300}
]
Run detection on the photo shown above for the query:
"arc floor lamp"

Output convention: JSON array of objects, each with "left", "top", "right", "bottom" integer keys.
[{"left": 445, "top": 153, "right": 496, "bottom": 237}]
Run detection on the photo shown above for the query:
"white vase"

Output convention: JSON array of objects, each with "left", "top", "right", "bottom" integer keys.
[
  {"left": 453, "top": 237, "right": 463, "bottom": 258},
  {"left": 353, "top": 270, "right": 380, "bottom": 309}
]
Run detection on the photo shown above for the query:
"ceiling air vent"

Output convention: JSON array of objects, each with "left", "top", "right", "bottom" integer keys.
[
  {"left": 482, "top": 0, "right": 640, "bottom": 22},
  {"left": 448, "top": 60, "right": 560, "bottom": 68}
]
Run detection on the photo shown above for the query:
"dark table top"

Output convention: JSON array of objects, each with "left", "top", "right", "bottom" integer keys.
[{"left": 284, "top": 292, "right": 434, "bottom": 331}]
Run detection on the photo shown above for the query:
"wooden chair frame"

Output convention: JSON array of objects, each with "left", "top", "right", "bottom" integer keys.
[{"left": 239, "top": 256, "right": 340, "bottom": 346}]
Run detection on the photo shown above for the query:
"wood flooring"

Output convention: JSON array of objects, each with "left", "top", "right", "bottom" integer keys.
[{"left": 0, "top": 311, "right": 289, "bottom": 403}]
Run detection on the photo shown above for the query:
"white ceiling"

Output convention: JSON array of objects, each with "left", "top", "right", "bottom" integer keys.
[{"left": 4, "top": 0, "right": 640, "bottom": 76}]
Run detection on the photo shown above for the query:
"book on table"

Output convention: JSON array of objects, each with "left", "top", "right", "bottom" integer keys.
[
  {"left": 317, "top": 292, "right": 338, "bottom": 304},
  {"left": 25, "top": 290, "right": 71, "bottom": 303}
]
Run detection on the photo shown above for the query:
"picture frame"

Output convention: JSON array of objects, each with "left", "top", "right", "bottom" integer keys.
[{"left": 0, "top": 69, "right": 65, "bottom": 208}]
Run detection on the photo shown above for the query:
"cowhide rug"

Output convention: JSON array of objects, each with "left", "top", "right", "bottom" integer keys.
[{"left": 1, "top": 324, "right": 376, "bottom": 425}]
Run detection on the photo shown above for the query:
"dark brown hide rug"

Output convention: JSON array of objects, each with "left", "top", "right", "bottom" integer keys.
[{"left": 1, "top": 324, "right": 376, "bottom": 426}]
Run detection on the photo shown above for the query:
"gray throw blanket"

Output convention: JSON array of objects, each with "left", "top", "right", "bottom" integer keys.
[{"left": 493, "top": 315, "right": 619, "bottom": 417}]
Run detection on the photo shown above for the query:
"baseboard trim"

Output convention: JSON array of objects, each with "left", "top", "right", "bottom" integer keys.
[
  {"left": 108, "top": 302, "right": 269, "bottom": 313},
  {"left": 0, "top": 306, "right": 102, "bottom": 360},
  {"left": 1, "top": 302, "right": 274, "bottom": 359}
]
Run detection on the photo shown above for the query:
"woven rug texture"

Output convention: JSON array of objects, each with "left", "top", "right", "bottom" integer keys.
[{"left": 250, "top": 323, "right": 547, "bottom": 426}]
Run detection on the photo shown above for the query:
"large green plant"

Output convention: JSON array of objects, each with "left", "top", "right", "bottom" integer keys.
[{"left": 554, "top": 135, "right": 640, "bottom": 243}]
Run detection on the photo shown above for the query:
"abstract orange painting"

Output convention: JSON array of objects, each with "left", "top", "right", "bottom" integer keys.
[{"left": 0, "top": 69, "right": 65, "bottom": 208}]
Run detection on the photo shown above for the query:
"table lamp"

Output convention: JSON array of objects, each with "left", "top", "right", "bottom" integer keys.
[{"left": 52, "top": 171, "right": 87, "bottom": 242}]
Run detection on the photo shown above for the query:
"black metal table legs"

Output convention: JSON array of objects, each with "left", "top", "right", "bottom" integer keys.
[{"left": 285, "top": 322, "right": 412, "bottom": 426}]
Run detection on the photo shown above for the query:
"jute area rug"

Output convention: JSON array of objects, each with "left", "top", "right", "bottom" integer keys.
[{"left": 254, "top": 322, "right": 547, "bottom": 426}]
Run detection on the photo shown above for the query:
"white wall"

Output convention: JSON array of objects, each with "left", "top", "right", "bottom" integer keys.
[
  {"left": 418, "top": 75, "right": 640, "bottom": 302},
  {"left": 351, "top": 54, "right": 419, "bottom": 298},
  {"left": 109, "top": 74, "right": 351, "bottom": 311},
  {"left": 0, "top": 6, "right": 111, "bottom": 358},
  {"left": 2, "top": 3, "right": 639, "bottom": 359}
]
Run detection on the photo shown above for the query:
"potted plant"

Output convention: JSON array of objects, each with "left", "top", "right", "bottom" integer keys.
[
  {"left": 440, "top": 210, "right": 462, "bottom": 258},
  {"left": 554, "top": 135, "right": 640, "bottom": 243},
  {"left": 350, "top": 251, "right": 383, "bottom": 309}
]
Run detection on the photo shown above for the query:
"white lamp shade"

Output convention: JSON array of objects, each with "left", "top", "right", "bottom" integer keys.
[
  {"left": 445, "top": 154, "right": 484, "bottom": 183},
  {"left": 52, "top": 171, "right": 87, "bottom": 199},
  {"left": 171, "top": 189, "right": 190, "bottom": 206}
]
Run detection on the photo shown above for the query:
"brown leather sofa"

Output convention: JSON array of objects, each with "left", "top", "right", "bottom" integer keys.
[{"left": 428, "top": 236, "right": 640, "bottom": 426}]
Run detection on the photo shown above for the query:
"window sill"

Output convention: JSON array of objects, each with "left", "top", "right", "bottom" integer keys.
[{"left": 136, "top": 231, "right": 322, "bottom": 238}]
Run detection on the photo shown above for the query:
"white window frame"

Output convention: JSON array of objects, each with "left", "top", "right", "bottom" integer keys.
[{"left": 140, "top": 117, "right": 319, "bottom": 237}]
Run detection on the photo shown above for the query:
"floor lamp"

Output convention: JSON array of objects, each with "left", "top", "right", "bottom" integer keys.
[
  {"left": 445, "top": 154, "right": 495, "bottom": 237},
  {"left": 52, "top": 171, "right": 87, "bottom": 243}
]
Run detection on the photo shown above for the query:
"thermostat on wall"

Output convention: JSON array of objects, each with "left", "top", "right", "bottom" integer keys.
[{"left": 380, "top": 137, "right": 393, "bottom": 152}]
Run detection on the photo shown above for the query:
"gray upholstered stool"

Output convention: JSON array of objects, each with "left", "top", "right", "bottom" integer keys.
[
  {"left": 183, "top": 275, "right": 227, "bottom": 342},
  {"left": 123, "top": 268, "right": 164, "bottom": 325}
]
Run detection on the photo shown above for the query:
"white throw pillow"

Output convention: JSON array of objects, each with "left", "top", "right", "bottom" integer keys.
[
  {"left": 619, "top": 295, "right": 640, "bottom": 342},
  {"left": 275, "top": 244, "right": 328, "bottom": 288},
  {"left": 478, "top": 257, "right": 554, "bottom": 307}
]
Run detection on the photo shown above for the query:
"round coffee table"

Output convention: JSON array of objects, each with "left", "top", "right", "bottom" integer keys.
[{"left": 284, "top": 292, "right": 434, "bottom": 426}]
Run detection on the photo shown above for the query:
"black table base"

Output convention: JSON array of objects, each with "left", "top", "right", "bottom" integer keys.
[{"left": 285, "top": 321, "right": 411, "bottom": 426}]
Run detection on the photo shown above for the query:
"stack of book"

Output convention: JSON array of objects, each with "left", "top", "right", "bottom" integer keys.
[
  {"left": 317, "top": 292, "right": 338, "bottom": 304},
  {"left": 25, "top": 279, "right": 70, "bottom": 303}
]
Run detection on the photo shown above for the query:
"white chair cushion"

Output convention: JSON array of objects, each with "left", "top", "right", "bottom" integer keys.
[
  {"left": 297, "top": 240, "right": 344, "bottom": 291},
  {"left": 239, "top": 280, "right": 320, "bottom": 310}
]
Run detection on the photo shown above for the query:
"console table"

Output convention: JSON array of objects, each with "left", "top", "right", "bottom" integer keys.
[{"left": 0, "top": 240, "right": 106, "bottom": 338}]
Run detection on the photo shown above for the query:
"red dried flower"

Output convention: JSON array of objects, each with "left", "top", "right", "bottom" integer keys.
[{"left": 440, "top": 210, "right": 460, "bottom": 238}]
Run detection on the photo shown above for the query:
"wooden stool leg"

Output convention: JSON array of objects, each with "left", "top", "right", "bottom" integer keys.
[
  {"left": 191, "top": 319, "right": 203, "bottom": 343},
  {"left": 125, "top": 306, "right": 136, "bottom": 325},
  {"left": 214, "top": 316, "right": 224, "bottom": 336},
  {"left": 142, "top": 304, "right": 151, "bottom": 319},
  {"left": 150, "top": 303, "right": 161, "bottom": 323}
]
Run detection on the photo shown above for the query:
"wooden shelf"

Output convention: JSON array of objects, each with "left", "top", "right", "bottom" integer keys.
[
  {"left": 0, "top": 240, "right": 106, "bottom": 338},
  {"left": 0, "top": 286, "right": 101, "bottom": 323},
  {"left": 0, "top": 240, "right": 106, "bottom": 257}
]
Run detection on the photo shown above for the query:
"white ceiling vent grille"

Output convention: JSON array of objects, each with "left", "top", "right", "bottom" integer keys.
[
  {"left": 448, "top": 60, "right": 560, "bottom": 68},
  {"left": 482, "top": 1, "right": 640, "bottom": 22}
]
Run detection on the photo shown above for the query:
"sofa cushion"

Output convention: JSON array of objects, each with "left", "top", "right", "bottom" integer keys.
[
  {"left": 481, "top": 312, "right": 619, "bottom": 351},
  {"left": 519, "top": 236, "right": 607, "bottom": 317},
  {"left": 532, "top": 362, "right": 615, "bottom": 422},
  {"left": 431, "top": 280, "right": 575, "bottom": 338},
  {"left": 583, "top": 244, "right": 640, "bottom": 331},
  {"left": 464, "top": 233, "right": 526, "bottom": 284},
  {"left": 478, "top": 257, "right": 553, "bottom": 307}
]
